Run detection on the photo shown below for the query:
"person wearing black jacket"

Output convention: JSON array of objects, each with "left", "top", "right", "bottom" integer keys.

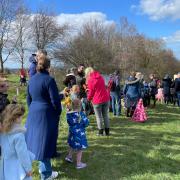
[
  {"left": 63, "top": 68, "right": 77, "bottom": 89},
  {"left": 162, "top": 74, "right": 172, "bottom": 105},
  {"left": 175, "top": 73, "right": 180, "bottom": 107}
]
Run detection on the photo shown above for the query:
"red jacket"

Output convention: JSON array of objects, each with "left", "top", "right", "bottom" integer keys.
[{"left": 87, "top": 71, "right": 110, "bottom": 105}]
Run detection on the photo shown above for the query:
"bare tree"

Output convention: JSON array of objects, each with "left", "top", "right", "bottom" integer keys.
[
  {"left": 55, "top": 20, "right": 115, "bottom": 73},
  {"left": 54, "top": 16, "right": 180, "bottom": 78},
  {"left": 12, "top": 6, "right": 32, "bottom": 69},
  {"left": 32, "top": 8, "right": 66, "bottom": 51},
  {"left": 0, "top": 0, "right": 21, "bottom": 72}
]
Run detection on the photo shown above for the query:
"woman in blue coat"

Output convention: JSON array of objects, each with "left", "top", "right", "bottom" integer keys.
[
  {"left": 123, "top": 72, "right": 141, "bottom": 117},
  {"left": 25, "top": 55, "right": 62, "bottom": 180}
]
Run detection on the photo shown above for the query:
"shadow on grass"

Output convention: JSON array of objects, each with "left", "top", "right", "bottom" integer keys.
[{"left": 49, "top": 104, "right": 180, "bottom": 180}]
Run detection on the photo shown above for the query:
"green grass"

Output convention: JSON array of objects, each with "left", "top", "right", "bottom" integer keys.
[{"left": 7, "top": 75, "right": 180, "bottom": 180}]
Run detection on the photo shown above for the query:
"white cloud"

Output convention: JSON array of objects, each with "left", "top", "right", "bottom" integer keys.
[
  {"left": 56, "top": 12, "right": 115, "bottom": 30},
  {"left": 132, "top": 0, "right": 180, "bottom": 21},
  {"left": 162, "top": 30, "right": 180, "bottom": 43},
  {"left": 162, "top": 30, "right": 180, "bottom": 59}
]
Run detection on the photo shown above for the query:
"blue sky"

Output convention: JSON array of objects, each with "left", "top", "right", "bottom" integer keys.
[{"left": 7, "top": 0, "right": 180, "bottom": 68}]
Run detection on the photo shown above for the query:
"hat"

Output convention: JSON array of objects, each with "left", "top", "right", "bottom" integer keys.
[{"left": 164, "top": 74, "right": 169, "bottom": 79}]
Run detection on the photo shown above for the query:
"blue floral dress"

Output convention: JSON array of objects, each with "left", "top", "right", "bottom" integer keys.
[{"left": 66, "top": 111, "right": 89, "bottom": 150}]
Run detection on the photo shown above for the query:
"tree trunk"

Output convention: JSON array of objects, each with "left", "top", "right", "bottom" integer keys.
[
  {"left": 0, "top": 55, "right": 4, "bottom": 73},
  {"left": 21, "top": 58, "right": 24, "bottom": 69}
]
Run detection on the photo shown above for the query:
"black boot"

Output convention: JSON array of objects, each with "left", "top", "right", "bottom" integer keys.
[
  {"left": 97, "top": 129, "right": 104, "bottom": 136},
  {"left": 130, "top": 108, "right": 134, "bottom": 117},
  {"left": 126, "top": 108, "right": 130, "bottom": 117},
  {"left": 105, "top": 128, "right": 110, "bottom": 136}
]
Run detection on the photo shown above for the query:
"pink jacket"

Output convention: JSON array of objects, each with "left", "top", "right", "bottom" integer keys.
[{"left": 87, "top": 71, "right": 110, "bottom": 105}]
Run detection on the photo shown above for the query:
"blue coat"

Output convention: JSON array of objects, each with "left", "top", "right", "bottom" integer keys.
[
  {"left": 123, "top": 78, "right": 141, "bottom": 99},
  {"left": 0, "top": 124, "right": 34, "bottom": 180},
  {"left": 28, "top": 56, "right": 37, "bottom": 78},
  {"left": 123, "top": 78, "right": 141, "bottom": 108},
  {"left": 25, "top": 71, "right": 62, "bottom": 160},
  {"left": 67, "top": 111, "right": 89, "bottom": 150}
]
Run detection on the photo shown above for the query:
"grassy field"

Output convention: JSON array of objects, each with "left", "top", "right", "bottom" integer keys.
[{"left": 7, "top": 75, "right": 180, "bottom": 180}]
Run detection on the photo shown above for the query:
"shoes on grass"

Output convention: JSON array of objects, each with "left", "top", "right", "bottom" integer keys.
[
  {"left": 76, "top": 162, "right": 87, "bottom": 169},
  {"left": 65, "top": 157, "right": 73, "bottom": 163},
  {"left": 47, "top": 171, "right": 58, "bottom": 180},
  {"left": 97, "top": 129, "right": 104, "bottom": 136}
]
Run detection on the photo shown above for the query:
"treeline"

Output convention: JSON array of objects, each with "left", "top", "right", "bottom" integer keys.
[
  {"left": 1, "top": 0, "right": 180, "bottom": 79},
  {"left": 56, "top": 17, "right": 180, "bottom": 79}
]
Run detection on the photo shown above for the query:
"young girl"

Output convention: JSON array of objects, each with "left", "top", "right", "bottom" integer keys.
[
  {"left": 65, "top": 98, "right": 89, "bottom": 169},
  {"left": 156, "top": 84, "right": 164, "bottom": 104},
  {"left": 61, "top": 87, "right": 72, "bottom": 111},
  {"left": 0, "top": 104, "right": 34, "bottom": 180},
  {"left": 71, "top": 85, "right": 80, "bottom": 100}
]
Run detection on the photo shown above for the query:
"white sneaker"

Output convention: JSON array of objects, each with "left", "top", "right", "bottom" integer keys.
[
  {"left": 65, "top": 157, "right": 73, "bottom": 163},
  {"left": 47, "top": 171, "right": 59, "bottom": 179},
  {"left": 76, "top": 162, "right": 87, "bottom": 169}
]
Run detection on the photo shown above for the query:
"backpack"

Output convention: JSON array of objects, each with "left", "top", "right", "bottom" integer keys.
[{"left": 108, "top": 78, "right": 116, "bottom": 91}]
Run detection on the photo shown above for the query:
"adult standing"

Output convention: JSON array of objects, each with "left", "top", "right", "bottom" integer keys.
[
  {"left": 76, "top": 64, "right": 86, "bottom": 99},
  {"left": 162, "top": 74, "right": 172, "bottom": 104},
  {"left": 26, "top": 55, "right": 61, "bottom": 179},
  {"left": 85, "top": 67, "right": 110, "bottom": 136},
  {"left": 28, "top": 53, "right": 37, "bottom": 78},
  {"left": 149, "top": 74, "right": 158, "bottom": 107},
  {"left": 76, "top": 64, "right": 90, "bottom": 114},
  {"left": 175, "top": 72, "right": 180, "bottom": 107},
  {"left": 109, "top": 70, "right": 121, "bottom": 116},
  {"left": 123, "top": 72, "right": 141, "bottom": 117},
  {"left": 28, "top": 50, "right": 47, "bottom": 78},
  {"left": 63, "top": 68, "right": 77, "bottom": 88}
]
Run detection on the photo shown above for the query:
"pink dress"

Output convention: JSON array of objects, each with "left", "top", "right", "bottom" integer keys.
[
  {"left": 132, "top": 99, "right": 147, "bottom": 123},
  {"left": 156, "top": 88, "right": 164, "bottom": 101}
]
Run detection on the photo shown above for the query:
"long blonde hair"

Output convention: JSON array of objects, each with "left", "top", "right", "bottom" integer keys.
[
  {"left": 1, "top": 104, "right": 25, "bottom": 133},
  {"left": 71, "top": 85, "right": 80, "bottom": 94},
  {"left": 85, "top": 67, "right": 94, "bottom": 78}
]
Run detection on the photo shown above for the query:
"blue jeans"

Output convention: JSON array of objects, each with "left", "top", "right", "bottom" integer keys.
[
  {"left": 39, "top": 159, "right": 52, "bottom": 180},
  {"left": 177, "top": 92, "right": 180, "bottom": 107},
  {"left": 110, "top": 92, "right": 121, "bottom": 116}
]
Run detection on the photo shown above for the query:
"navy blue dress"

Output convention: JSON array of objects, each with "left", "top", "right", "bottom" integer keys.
[
  {"left": 25, "top": 71, "right": 62, "bottom": 161},
  {"left": 67, "top": 111, "right": 89, "bottom": 150}
]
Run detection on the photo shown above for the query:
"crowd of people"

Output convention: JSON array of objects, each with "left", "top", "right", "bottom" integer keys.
[{"left": 0, "top": 49, "right": 180, "bottom": 179}]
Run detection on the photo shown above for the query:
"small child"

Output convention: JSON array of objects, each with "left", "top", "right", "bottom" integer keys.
[
  {"left": 156, "top": 85, "right": 164, "bottom": 104},
  {"left": 0, "top": 78, "right": 10, "bottom": 113},
  {"left": 0, "top": 104, "right": 34, "bottom": 180},
  {"left": 0, "top": 78, "right": 10, "bottom": 158},
  {"left": 61, "top": 87, "right": 72, "bottom": 111},
  {"left": 70, "top": 85, "right": 80, "bottom": 100},
  {"left": 65, "top": 98, "right": 89, "bottom": 169}
]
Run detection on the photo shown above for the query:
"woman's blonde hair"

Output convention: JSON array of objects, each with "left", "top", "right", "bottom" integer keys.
[
  {"left": 71, "top": 98, "right": 81, "bottom": 111},
  {"left": 71, "top": 85, "right": 79, "bottom": 93},
  {"left": 36, "top": 54, "right": 50, "bottom": 72},
  {"left": 85, "top": 67, "right": 94, "bottom": 78},
  {"left": 1, "top": 104, "right": 25, "bottom": 133}
]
